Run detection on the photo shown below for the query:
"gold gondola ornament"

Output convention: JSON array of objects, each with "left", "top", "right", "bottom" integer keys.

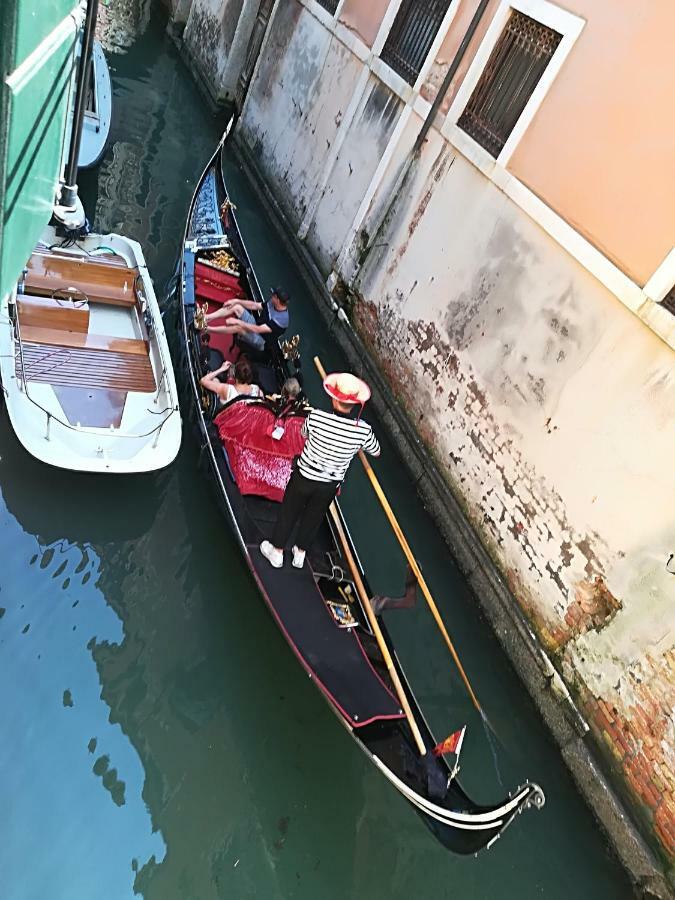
[
  {"left": 204, "top": 248, "right": 240, "bottom": 276},
  {"left": 193, "top": 301, "right": 209, "bottom": 331},
  {"left": 280, "top": 333, "right": 300, "bottom": 361}
]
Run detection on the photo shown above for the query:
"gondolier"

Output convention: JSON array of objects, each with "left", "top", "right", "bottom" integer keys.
[{"left": 260, "top": 372, "right": 380, "bottom": 570}]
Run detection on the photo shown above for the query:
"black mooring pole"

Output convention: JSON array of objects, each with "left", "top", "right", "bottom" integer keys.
[{"left": 60, "top": 0, "right": 99, "bottom": 208}]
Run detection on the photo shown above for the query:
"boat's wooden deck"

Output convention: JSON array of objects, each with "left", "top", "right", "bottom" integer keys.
[
  {"left": 247, "top": 545, "right": 404, "bottom": 729},
  {"left": 20, "top": 325, "right": 149, "bottom": 356},
  {"left": 16, "top": 341, "right": 156, "bottom": 392},
  {"left": 15, "top": 250, "right": 156, "bottom": 396}
]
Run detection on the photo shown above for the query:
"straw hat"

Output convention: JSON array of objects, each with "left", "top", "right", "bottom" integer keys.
[{"left": 322, "top": 372, "right": 371, "bottom": 405}]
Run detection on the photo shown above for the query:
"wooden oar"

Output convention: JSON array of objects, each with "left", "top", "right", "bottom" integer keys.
[
  {"left": 314, "top": 356, "right": 483, "bottom": 717},
  {"left": 327, "top": 501, "right": 427, "bottom": 757}
]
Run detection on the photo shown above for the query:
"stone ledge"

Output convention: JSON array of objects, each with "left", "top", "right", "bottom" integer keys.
[{"left": 230, "top": 131, "right": 673, "bottom": 898}]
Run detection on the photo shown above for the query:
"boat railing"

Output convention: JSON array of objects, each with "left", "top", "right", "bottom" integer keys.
[
  {"left": 135, "top": 269, "right": 177, "bottom": 412},
  {"left": 13, "top": 314, "right": 177, "bottom": 446}
]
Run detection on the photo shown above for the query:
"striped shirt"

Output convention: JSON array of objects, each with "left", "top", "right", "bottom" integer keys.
[{"left": 298, "top": 409, "right": 380, "bottom": 483}]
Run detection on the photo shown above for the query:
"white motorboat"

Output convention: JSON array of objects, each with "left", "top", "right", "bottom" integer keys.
[
  {"left": 78, "top": 41, "right": 112, "bottom": 169},
  {"left": 0, "top": 226, "right": 181, "bottom": 473}
]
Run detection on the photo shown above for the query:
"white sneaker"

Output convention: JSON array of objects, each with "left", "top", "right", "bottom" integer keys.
[
  {"left": 292, "top": 546, "right": 306, "bottom": 569},
  {"left": 260, "top": 541, "right": 283, "bottom": 568}
]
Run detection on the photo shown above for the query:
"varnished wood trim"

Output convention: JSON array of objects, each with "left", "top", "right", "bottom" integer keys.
[
  {"left": 17, "top": 294, "right": 90, "bottom": 333},
  {"left": 17, "top": 343, "right": 156, "bottom": 392},
  {"left": 20, "top": 325, "right": 149, "bottom": 356},
  {"left": 26, "top": 251, "right": 139, "bottom": 307}
]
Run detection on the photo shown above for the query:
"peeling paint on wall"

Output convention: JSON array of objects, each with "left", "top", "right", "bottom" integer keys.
[
  {"left": 349, "top": 137, "right": 675, "bottom": 860},
  {"left": 354, "top": 298, "right": 617, "bottom": 647}
]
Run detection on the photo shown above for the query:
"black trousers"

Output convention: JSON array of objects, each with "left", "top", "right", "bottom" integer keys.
[{"left": 272, "top": 469, "right": 339, "bottom": 551}]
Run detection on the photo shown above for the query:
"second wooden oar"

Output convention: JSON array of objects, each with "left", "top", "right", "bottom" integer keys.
[
  {"left": 313, "top": 355, "right": 483, "bottom": 717},
  {"left": 327, "top": 501, "right": 427, "bottom": 757}
]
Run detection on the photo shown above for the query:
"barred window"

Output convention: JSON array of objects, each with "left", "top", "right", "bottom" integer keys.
[
  {"left": 316, "top": 0, "right": 339, "bottom": 14},
  {"left": 661, "top": 286, "right": 675, "bottom": 316},
  {"left": 458, "top": 10, "right": 562, "bottom": 158},
  {"left": 380, "top": 0, "right": 453, "bottom": 86}
]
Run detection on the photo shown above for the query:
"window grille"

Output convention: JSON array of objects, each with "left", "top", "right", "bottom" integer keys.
[
  {"left": 316, "top": 0, "right": 339, "bottom": 14},
  {"left": 380, "top": 0, "right": 453, "bottom": 86},
  {"left": 458, "top": 10, "right": 562, "bottom": 158},
  {"left": 661, "top": 286, "right": 675, "bottom": 316}
]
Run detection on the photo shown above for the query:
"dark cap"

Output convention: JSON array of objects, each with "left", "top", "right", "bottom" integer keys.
[{"left": 271, "top": 287, "right": 290, "bottom": 304}]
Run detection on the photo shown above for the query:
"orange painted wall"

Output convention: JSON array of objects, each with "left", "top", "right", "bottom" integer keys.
[
  {"left": 507, "top": 1, "right": 675, "bottom": 285},
  {"left": 423, "top": 0, "right": 675, "bottom": 284},
  {"left": 338, "top": 0, "right": 389, "bottom": 47}
]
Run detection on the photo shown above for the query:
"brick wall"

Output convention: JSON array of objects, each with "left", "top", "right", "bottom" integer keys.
[{"left": 576, "top": 650, "right": 675, "bottom": 859}]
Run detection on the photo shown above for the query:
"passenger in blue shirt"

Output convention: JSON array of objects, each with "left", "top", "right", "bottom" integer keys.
[
  {"left": 205, "top": 287, "right": 289, "bottom": 362},
  {"left": 239, "top": 287, "right": 289, "bottom": 358}
]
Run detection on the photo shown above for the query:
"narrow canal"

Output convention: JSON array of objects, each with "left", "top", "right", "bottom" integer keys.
[{"left": 0, "top": 3, "right": 634, "bottom": 898}]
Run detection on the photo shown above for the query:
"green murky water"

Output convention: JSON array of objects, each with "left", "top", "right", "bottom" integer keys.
[{"left": 0, "top": 4, "right": 634, "bottom": 897}]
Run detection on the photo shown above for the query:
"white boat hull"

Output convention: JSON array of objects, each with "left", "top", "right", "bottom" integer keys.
[
  {"left": 78, "top": 42, "right": 112, "bottom": 169},
  {"left": 0, "top": 227, "right": 181, "bottom": 474}
]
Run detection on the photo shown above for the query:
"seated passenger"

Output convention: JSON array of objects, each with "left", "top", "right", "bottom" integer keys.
[
  {"left": 268, "top": 377, "right": 305, "bottom": 416},
  {"left": 238, "top": 287, "right": 289, "bottom": 360},
  {"left": 281, "top": 377, "right": 301, "bottom": 402},
  {"left": 203, "top": 297, "right": 269, "bottom": 341},
  {"left": 200, "top": 357, "right": 262, "bottom": 407}
]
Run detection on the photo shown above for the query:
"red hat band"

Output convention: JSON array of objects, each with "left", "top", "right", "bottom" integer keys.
[{"left": 329, "top": 387, "right": 360, "bottom": 403}]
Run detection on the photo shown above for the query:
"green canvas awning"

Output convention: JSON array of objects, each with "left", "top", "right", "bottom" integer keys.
[{"left": 0, "top": 0, "right": 84, "bottom": 300}]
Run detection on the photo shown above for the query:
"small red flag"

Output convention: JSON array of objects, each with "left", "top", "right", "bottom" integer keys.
[{"left": 432, "top": 726, "right": 466, "bottom": 758}]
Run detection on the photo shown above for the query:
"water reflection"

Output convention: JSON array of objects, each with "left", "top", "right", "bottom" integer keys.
[
  {"left": 82, "top": 6, "right": 223, "bottom": 289},
  {"left": 0, "top": 462, "right": 166, "bottom": 898}
]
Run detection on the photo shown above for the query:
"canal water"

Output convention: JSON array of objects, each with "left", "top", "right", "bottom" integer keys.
[{"left": 0, "top": 3, "right": 634, "bottom": 898}]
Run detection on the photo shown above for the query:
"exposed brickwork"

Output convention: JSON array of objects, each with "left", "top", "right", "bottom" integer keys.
[
  {"left": 354, "top": 299, "right": 613, "bottom": 649},
  {"left": 551, "top": 576, "right": 623, "bottom": 648},
  {"left": 577, "top": 650, "right": 675, "bottom": 860}
]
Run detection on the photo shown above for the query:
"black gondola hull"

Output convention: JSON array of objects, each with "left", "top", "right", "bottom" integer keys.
[{"left": 173, "top": 136, "right": 545, "bottom": 855}]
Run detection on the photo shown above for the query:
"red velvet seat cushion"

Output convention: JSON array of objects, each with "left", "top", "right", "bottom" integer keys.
[
  {"left": 215, "top": 403, "right": 306, "bottom": 501},
  {"left": 194, "top": 262, "right": 243, "bottom": 305}
]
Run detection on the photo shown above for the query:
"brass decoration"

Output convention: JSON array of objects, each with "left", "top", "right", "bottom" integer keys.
[
  {"left": 280, "top": 333, "right": 300, "bottom": 361},
  {"left": 203, "top": 247, "right": 240, "bottom": 277},
  {"left": 326, "top": 600, "right": 357, "bottom": 629},
  {"left": 193, "top": 301, "right": 209, "bottom": 331}
]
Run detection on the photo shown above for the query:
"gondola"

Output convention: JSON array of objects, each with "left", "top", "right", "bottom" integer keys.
[{"left": 175, "top": 134, "right": 545, "bottom": 855}]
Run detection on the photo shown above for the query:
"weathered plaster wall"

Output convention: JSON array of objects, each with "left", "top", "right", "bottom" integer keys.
[
  {"left": 353, "top": 131, "right": 675, "bottom": 861},
  {"left": 239, "top": 0, "right": 365, "bottom": 246},
  {"left": 182, "top": 0, "right": 245, "bottom": 98},
  {"left": 306, "top": 78, "right": 403, "bottom": 273}
]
